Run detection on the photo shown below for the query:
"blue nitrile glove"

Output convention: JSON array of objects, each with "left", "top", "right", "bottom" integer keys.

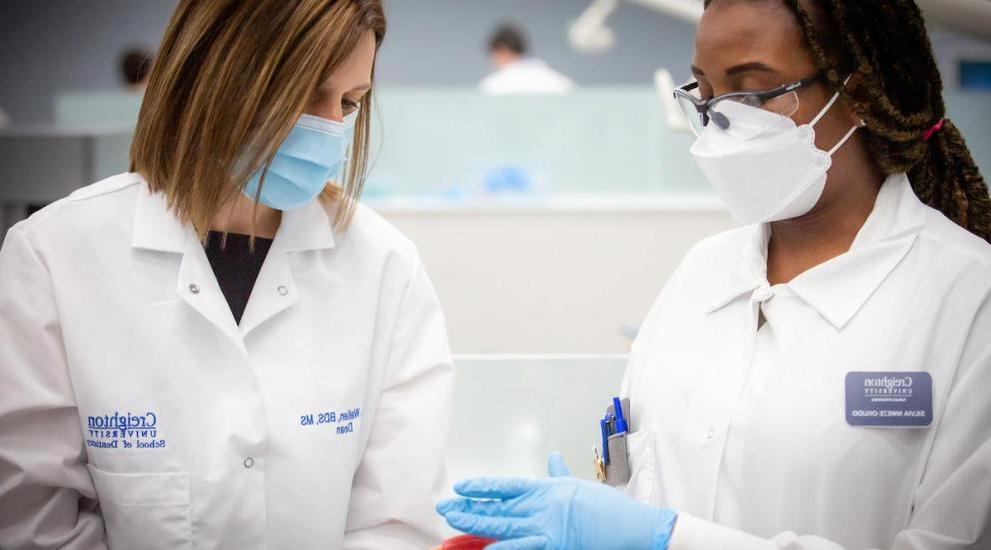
[{"left": 437, "top": 452, "right": 678, "bottom": 550}]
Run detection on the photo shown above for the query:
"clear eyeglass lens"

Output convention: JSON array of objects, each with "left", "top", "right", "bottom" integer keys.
[
  {"left": 708, "top": 91, "right": 800, "bottom": 140},
  {"left": 762, "top": 92, "right": 799, "bottom": 118},
  {"left": 675, "top": 93, "right": 706, "bottom": 136}
]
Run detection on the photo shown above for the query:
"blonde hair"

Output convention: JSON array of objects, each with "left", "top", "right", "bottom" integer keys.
[{"left": 130, "top": 0, "right": 386, "bottom": 237}]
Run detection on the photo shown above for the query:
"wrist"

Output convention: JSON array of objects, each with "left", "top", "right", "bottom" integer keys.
[
  {"left": 616, "top": 500, "right": 678, "bottom": 550},
  {"left": 649, "top": 507, "right": 678, "bottom": 550}
]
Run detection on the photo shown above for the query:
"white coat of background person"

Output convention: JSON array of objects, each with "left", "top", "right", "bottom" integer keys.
[
  {"left": 0, "top": 1, "right": 453, "bottom": 549},
  {"left": 479, "top": 24, "right": 575, "bottom": 95},
  {"left": 437, "top": 1, "right": 991, "bottom": 549}
]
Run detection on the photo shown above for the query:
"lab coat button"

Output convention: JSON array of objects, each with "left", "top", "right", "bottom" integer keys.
[
  {"left": 188, "top": 283, "right": 201, "bottom": 295},
  {"left": 705, "top": 428, "right": 717, "bottom": 441},
  {"left": 243, "top": 457, "right": 255, "bottom": 468},
  {"left": 277, "top": 285, "right": 289, "bottom": 296}
]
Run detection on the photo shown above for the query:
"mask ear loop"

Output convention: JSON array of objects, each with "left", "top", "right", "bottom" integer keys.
[
  {"left": 828, "top": 122, "right": 864, "bottom": 156},
  {"left": 810, "top": 74, "right": 865, "bottom": 155},
  {"left": 810, "top": 92, "right": 842, "bottom": 127},
  {"left": 810, "top": 74, "right": 854, "bottom": 127}
]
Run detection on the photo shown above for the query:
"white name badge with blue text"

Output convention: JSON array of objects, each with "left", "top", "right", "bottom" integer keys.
[{"left": 845, "top": 371, "right": 933, "bottom": 427}]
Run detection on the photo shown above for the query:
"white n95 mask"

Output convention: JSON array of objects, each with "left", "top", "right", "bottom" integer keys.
[{"left": 690, "top": 84, "right": 863, "bottom": 225}]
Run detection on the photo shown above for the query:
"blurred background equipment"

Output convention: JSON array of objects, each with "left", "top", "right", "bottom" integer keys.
[
  {"left": 569, "top": 0, "right": 702, "bottom": 53},
  {"left": 916, "top": 0, "right": 991, "bottom": 41},
  {"left": 570, "top": 0, "right": 991, "bottom": 51}
]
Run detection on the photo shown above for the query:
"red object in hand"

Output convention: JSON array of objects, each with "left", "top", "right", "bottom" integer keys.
[{"left": 441, "top": 534, "right": 497, "bottom": 549}]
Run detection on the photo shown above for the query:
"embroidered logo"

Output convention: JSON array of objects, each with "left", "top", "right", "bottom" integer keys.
[
  {"left": 300, "top": 407, "right": 361, "bottom": 435},
  {"left": 86, "top": 411, "right": 166, "bottom": 449}
]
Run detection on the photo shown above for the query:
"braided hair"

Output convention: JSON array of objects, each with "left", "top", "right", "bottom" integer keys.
[{"left": 704, "top": 0, "right": 991, "bottom": 242}]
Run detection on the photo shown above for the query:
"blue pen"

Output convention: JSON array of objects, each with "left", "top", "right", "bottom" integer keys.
[
  {"left": 600, "top": 415, "right": 613, "bottom": 464},
  {"left": 613, "top": 397, "right": 629, "bottom": 434}
]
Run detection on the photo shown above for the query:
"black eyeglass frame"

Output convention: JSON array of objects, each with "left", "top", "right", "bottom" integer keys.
[{"left": 674, "top": 74, "right": 821, "bottom": 132}]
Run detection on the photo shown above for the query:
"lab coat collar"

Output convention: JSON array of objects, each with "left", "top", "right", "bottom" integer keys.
[
  {"left": 131, "top": 177, "right": 192, "bottom": 253},
  {"left": 276, "top": 198, "right": 337, "bottom": 252},
  {"left": 705, "top": 226, "right": 767, "bottom": 314},
  {"left": 234, "top": 201, "right": 340, "bottom": 337},
  {"left": 707, "top": 173, "right": 926, "bottom": 330},
  {"left": 131, "top": 178, "right": 338, "bottom": 346},
  {"left": 131, "top": 177, "right": 337, "bottom": 253}
]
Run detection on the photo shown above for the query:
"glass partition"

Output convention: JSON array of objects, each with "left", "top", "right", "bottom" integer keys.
[
  {"left": 366, "top": 87, "right": 711, "bottom": 202},
  {"left": 49, "top": 87, "right": 991, "bottom": 202},
  {"left": 446, "top": 355, "right": 628, "bottom": 484}
]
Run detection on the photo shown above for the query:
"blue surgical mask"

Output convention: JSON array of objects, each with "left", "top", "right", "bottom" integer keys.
[{"left": 243, "top": 111, "right": 358, "bottom": 210}]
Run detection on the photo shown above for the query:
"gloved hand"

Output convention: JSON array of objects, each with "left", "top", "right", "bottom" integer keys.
[{"left": 436, "top": 452, "right": 678, "bottom": 550}]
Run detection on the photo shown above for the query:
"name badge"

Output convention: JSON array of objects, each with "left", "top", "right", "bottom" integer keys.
[{"left": 845, "top": 371, "right": 933, "bottom": 427}]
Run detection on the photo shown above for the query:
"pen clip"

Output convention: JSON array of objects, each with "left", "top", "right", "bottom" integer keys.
[
  {"left": 612, "top": 397, "right": 628, "bottom": 434},
  {"left": 600, "top": 416, "right": 612, "bottom": 464}
]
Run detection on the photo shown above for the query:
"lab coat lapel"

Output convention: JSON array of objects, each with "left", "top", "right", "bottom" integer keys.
[
  {"left": 237, "top": 199, "right": 336, "bottom": 337},
  {"left": 176, "top": 233, "right": 247, "bottom": 353},
  {"left": 236, "top": 239, "right": 298, "bottom": 338},
  {"left": 133, "top": 180, "right": 246, "bottom": 353}
]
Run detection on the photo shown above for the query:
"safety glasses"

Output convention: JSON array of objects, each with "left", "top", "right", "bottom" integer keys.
[{"left": 674, "top": 74, "right": 820, "bottom": 140}]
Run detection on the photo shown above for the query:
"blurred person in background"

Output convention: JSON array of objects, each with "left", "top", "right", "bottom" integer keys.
[
  {"left": 479, "top": 23, "right": 574, "bottom": 95},
  {"left": 119, "top": 48, "right": 154, "bottom": 91}
]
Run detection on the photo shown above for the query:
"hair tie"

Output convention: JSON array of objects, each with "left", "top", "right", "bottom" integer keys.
[{"left": 923, "top": 119, "right": 944, "bottom": 141}]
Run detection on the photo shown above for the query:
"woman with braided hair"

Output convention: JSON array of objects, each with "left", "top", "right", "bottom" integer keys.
[{"left": 436, "top": 1, "right": 991, "bottom": 549}]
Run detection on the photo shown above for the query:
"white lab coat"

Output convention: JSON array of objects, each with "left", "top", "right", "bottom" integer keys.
[
  {"left": 0, "top": 173, "right": 454, "bottom": 549},
  {"left": 622, "top": 173, "right": 991, "bottom": 549},
  {"left": 478, "top": 58, "right": 575, "bottom": 95}
]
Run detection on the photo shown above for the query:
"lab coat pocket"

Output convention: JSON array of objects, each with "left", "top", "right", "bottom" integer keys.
[
  {"left": 622, "top": 430, "right": 657, "bottom": 505},
  {"left": 87, "top": 465, "right": 192, "bottom": 550}
]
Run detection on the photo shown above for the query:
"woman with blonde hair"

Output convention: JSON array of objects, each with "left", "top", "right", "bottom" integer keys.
[{"left": 0, "top": 1, "right": 452, "bottom": 548}]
